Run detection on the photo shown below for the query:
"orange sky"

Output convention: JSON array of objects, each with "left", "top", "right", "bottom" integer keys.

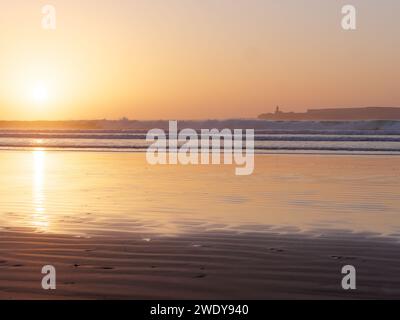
[{"left": 0, "top": 0, "right": 400, "bottom": 120}]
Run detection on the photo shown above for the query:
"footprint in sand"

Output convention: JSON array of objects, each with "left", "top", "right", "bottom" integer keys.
[
  {"left": 270, "top": 248, "right": 285, "bottom": 253},
  {"left": 331, "top": 255, "right": 356, "bottom": 260}
]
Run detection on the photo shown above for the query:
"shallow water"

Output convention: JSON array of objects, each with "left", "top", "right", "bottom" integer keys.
[{"left": 0, "top": 151, "right": 399, "bottom": 238}]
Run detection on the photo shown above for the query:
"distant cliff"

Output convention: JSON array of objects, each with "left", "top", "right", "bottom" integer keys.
[{"left": 258, "top": 107, "right": 400, "bottom": 120}]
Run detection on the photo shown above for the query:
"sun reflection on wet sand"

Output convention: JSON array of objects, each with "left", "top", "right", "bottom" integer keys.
[
  {"left": 0, "top": 152, "right": 400, "bottom": 237},
  {"left": 32, "top": 149, "right": 49, "bottom": 231}
]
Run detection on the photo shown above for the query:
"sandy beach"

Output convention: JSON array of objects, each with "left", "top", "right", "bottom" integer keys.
[
  {"left": 1, "top": 229, "right": 400, "bottom": 299},
  {"left": 1, "top": 152, "right": 400, "bottom": 299}
]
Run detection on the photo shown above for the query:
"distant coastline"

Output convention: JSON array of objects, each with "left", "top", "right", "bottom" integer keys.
[
  {"left": 258, "top": 107, "right": 400, "bottom": 121},
  {"left": 2, "top": 108, "right": 400, "bottom": 130}
]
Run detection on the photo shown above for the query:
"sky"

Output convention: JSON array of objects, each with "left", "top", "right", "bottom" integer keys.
[{"left": 0, "top": 0, "right": 399, "bottom": 120}]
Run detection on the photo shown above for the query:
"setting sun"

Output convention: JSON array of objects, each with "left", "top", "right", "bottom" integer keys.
[{"left": 31, "top": 84, "right": 49, "bottom": 104}]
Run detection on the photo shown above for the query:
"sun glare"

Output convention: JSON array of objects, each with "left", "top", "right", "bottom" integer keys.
[{"left": 31, "top": 84, "right": 49, "bottom": 104}]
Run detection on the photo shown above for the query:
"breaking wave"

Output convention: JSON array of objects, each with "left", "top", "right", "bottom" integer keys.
[{"left": 1, "top": 120, "right": 400, "bottom": 154}]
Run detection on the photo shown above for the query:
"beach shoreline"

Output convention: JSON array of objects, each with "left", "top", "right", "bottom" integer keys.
[{"left": 1, "top": 151, "right": 400, "bottom": 299}]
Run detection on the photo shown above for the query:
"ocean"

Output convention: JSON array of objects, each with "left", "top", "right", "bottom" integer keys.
[{"left": 1, "top": 125, "right": 400, "bottom": 153}]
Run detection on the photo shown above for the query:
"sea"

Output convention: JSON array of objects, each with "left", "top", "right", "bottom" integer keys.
[{"left": 1, "top": 120, "right": 400, "bottom": 154}]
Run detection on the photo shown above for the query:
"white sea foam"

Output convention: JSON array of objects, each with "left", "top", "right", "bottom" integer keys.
[{"left": 1, "top": 121, "right": 400, "bottom": 153}]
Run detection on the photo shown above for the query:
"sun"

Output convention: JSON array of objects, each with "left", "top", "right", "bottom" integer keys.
[{"left": 31, "top": 84, "right": 49, "bottom": 104}]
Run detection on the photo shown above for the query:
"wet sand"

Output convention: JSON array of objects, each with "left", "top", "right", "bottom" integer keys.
[
  {"left": 1, "top": 229, "right": 400, "bottom": 299},
  {"left": 0, "top": 152, "right": 400, "bottom": 299}
]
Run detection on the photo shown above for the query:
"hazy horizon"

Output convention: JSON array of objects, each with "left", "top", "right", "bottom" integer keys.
[{"left": 1, "top": 0, "right": 400, "bottom": 120}]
